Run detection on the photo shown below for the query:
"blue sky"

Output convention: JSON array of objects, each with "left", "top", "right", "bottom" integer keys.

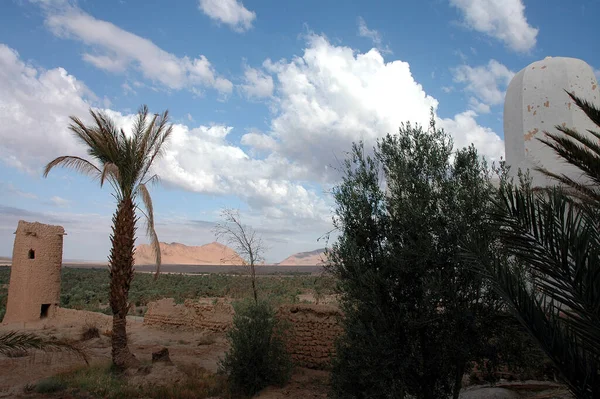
[{"left": 0, "top": 0, "right": 599, "bottom": 263}]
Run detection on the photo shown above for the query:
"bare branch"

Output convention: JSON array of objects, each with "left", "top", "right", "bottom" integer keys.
[{"left": 213, "top": 208, "right": 267, "bottom": 302}]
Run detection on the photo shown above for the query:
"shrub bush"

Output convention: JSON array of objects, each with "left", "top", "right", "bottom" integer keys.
[
  {"left": 218, "top": 300, "right": 291, "bottom": 396},
  {"left": 81, "top": 325, "right": 100, "bottom": 341},
  {"left": 34, "top": 378, "right": 67, "bottom": 394}
]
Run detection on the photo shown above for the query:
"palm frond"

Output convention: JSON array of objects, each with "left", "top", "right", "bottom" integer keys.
[
  {"left": 139, "top": 115, "right": 173, "bottom": 184},
  {"left": 493, "top": 186, "right": 600, "bottom": 356},
  {"left": 0, "top": 331, "right": 89, "bottom": 364},
  {"left": 566, "top": 90, "right": 600, "bottom": 128},
  {"left": 137, "top": 183, "right": 161, "bottom": 279},
  {"left": 487, "top": 258, "right": 600, "bottom": 398},
  {"left": 43, "top": 156, "right": 101, "bottom": 179},
  {"left": 100, "top": 162, "right": 120, "bottom": 188}
]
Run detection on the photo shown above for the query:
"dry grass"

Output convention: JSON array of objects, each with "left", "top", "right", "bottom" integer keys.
[
  {"left": 81, "top": 325, "right": 100, "bottom": 341},
  {"left": 33, "top": 362, "right": 229, "bottom": 399}
]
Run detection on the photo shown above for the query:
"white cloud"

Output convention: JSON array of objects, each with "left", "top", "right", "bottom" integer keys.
[
  {"left": 0, "top": 44, "right": 92, "bottom": 173},
  {"left": 595, "top": 69, "right": 600, "bottom": 80},
  {"left": 241, "top": 131, "right": 278, "bottom": 152},
  {"left": 0, "top": 43, "right": 327, "bottom": 225},
  {"left": 38, "top": 3, "right": 232, "bottom": 93},
  {"left": 438, "top": 111, "right": 504, "bottom": 158},
  {"left": 357, "top": 17, "right": 391, "bottom": 54},
  {"left": 240, "top": 66, "right": 274, "bottom": 98},
  {"left": 253, "top": 34, "right": 504, "bottom": 184},
  {"left": 0, "top": 36, "right": 506, "bottom": 254},
  {"left": 81, "top": 53, "right": 127, "bottom": 73},
  {"left": 49, "top": 196, "right": 71, "bottom": 207},
  {"left": 468, "top": 97, "right": 491, "bottom": 114},
  {"left": 1, "top": 182, "right": 37, "bottom": 199},
  {"left": 198, "top": 0, "right": 256, "bottom": 32},
  {"left": 453, "top": 59, "right": 514, "bottom": 109},
  {"left": 358, "top": 17, "right": 381, "bottom": 46},
  {"left": 450, "top": 0, "right": 538, "bottom": 53}
]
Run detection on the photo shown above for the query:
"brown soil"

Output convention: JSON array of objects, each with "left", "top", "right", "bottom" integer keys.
[
  {"left": 0, "top": 309, "right": 571, "bottom": 399},
  {"left": 0, "top": 314, "right": 332, "bottom": 399}
]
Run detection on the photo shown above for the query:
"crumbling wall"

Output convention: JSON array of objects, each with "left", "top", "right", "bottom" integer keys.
[
  {"left": 143, "top": 298, "right": 344, "bottom": 369},
  {"left": 143, "top": 298, "right": 233, "bottom": 332},
  {"left": 54, "top": 308, "right": 113, "bottom": 331},
  {"left": 278, "top": 304, "right": 343, "bottom": 369},
  {"left": 3, "top": 221, "right": 65, "bottom": 324}
]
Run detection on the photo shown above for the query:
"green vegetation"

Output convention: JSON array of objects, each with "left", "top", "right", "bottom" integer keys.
[
  {"left": 44, "top": 105, "right": 173, "bottom": 369},
  {"left": 0, "top": 330, "right": 88, "bottom": 363},
  {"left": 219, "top": 300, "right": 292, "bottom": 396},
  {"left": 327, "top": 116, "right": 549, "bottom": 399},
  {"left": 34, "top": 363, "right": 227, "bottom": 399},
  {"left": 0, "top": 266, "right": 334, "bottom": 318},
  {"left": 473, "top": 92, "right": 600, "bottom": 398}
]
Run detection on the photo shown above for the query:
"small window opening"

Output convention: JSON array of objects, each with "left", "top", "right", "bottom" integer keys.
[
  {"left": 28, "top": 249, "right": 35, "bottom": 259},
  {"left": 40, "top": 304, "right": 50, "bottom": 319}
]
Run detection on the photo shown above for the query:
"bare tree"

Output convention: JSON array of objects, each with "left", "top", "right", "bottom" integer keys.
[{"left": 214, "top": 208, "right": 266, "bottom": 303}]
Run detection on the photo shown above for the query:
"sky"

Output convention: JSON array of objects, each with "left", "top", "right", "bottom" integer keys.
[{"left": 0, "top": 0, "right": 599, "bottom": 263}]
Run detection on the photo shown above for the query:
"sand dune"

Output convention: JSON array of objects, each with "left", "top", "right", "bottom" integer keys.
[
  {"left": 135, "top": 241, "right": 244, "bottom": 265},
  {"left": 278, "top": 248, "right": 328, "bottom": 266}
]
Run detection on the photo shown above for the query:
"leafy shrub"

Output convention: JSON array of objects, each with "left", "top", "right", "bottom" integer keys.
[
  {"left": 34, "top": 378, "right": 67, "bottom": 393},
  {"left": 218, "top": 300, "right": 292, "bottom": 396},
  {"left": 81, "top": 325, "right": 100, "bottom": 341}
]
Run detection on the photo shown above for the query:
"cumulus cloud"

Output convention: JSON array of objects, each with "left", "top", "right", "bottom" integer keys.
[
  {"left": 0, "top": 44, "right": 91, "bottom": 172},
  {"left": 250, "top": 34, "right": 504, "bottom": 185},
  {"left": 37, "top": 2, "right": 232, "bottom": 94},
  {"left": 438, "top": 111, "right": 504, "bottom": 158},
  {"left": 0, "top": 34, "right": 506, "bottom": 248},
  {"left": 453, "top": 59, "right": 514, "bottom": 110},
  {"left": 450, "top": 0, "right": 538, "bottom": 53},
  {"left": 239, "top": 66, "right": 274, "bottom": 98},
  {"left": 0, "top": 43, "right": 328, "bottom": 225},
  {"left": 198, "top": 0, "right": 256, "bottom": 32}
]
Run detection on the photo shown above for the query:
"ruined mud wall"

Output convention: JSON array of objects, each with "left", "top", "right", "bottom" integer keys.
[
  {"left": 143, "top": 298, "right": 234, "bottom": 332},
  {"left": 54, "top": 308, "right": 113, "bottom": 331},
  {"left": 144, "top": 298, "right": 343, "bottom": 369},
  {"left": 278, "top": 304, "right": 343, "bottom": 369},
  {"left": 3, "top": 221, "right": 65, "bottom": 324}
]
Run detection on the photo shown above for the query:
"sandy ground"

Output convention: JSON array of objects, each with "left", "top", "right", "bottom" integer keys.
[
  {"left": 0, "top": 313, "right": 572, "bottom": 399},
  {"left": 0, "top": 315, "right": 332, "bottom": 399}
]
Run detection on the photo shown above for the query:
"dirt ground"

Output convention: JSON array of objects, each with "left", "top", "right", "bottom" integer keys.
[
  {"left": 0, "top": 315, "right": 331, "bottom": 399},
  {"left": 0, "top": 312, "right": 572, "bottom": 399}
]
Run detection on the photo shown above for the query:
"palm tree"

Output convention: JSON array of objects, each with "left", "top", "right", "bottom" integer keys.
[
  {"left": 44, "top": 106, "right": 172, "bottom": 370},
  {"left": 479, "top": 92, "right": 600, "bottom": 398},
  {"left": 0, "top": 331, "right": 88, "bottom": 364}
]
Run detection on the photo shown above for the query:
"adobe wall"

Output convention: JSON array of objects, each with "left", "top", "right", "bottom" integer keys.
[
  {"left": 144, "top": 298, "right": 343, "bottom": 369},
  {"left": 3, "top": 221, "right": 65, "bottom": 324},
  {"left": 54, "top": 307, "right": 113, "bottom": 331},
  {"left": 278, "top": 304, "right": 343, "bottom": 369},
  {"left": 143, "top": 298, "right": 234, "bottom": 332}
]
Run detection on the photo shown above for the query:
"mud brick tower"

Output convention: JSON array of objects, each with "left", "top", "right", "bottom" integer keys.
[{"left": 2, "top": 220, "right": 65, "bottom": 323}]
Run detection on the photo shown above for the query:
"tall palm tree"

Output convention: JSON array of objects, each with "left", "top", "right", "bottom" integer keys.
[
  {"left": 44, "top": 106, "right": 172, "bottom": 370},
  {"left": 478, "top": 92, "right": 600, "bottom": 398}
]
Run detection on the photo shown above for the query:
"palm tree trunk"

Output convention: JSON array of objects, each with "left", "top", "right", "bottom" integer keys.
[
  {"left": 108, "top": 196, "right": 138, "bottom": 370},
  {"left": 452, "top": 359, "right": 466, "bottom": 399}
]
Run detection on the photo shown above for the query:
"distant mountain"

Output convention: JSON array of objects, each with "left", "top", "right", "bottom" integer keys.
[
  {"left": 134, "top": 241, "right": 244, "bottom": 265},
  {"left": 278, "top": 248, "right": 328, "bottom": 266}
]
